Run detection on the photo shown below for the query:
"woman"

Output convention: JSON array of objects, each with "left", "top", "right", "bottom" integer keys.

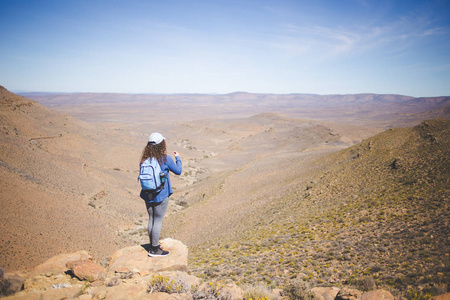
[{"left": 139, "top": 132, "right": 182, "bottom": 256}]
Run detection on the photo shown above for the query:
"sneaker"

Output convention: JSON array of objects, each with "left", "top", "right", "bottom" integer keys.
[{"left": 148, "top": 245, "right": 169, "bottom": 257}]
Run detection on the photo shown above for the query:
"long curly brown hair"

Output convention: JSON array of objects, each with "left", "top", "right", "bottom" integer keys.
[{"left": 140, "top": 140, "right": 167, "bottom": 165}]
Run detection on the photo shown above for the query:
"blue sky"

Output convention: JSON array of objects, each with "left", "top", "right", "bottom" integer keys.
[{"left": 1, "top": 0, "right": 449, "bottom": 96}]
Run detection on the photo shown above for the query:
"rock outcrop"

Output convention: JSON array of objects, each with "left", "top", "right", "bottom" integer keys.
[
  {"left": 431, "top": 293, "right": 450, "bottom": 300},
  {"left": 0, "top": 269, "right": 24, "bottom": 297},
  {"left": 107, "top": 239, "right": 188, "bottom": 276},
  {"left": 0, "top": 239, "right": 441, "bottom": 300},
  {"left": 2, "top": 239, "right": 191, "bottom": 299},
  {"left": 361, "top": 289, "right": 394, "bottom": 300}
]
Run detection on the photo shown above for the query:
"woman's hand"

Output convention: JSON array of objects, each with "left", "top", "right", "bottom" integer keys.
[{"left": 173, "top": 151, "right": 180, "bottom": 157}]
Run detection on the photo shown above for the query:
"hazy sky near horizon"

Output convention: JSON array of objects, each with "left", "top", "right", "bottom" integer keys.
[{"left": 1, "top": 0, "right": 449, "bottom": 97}]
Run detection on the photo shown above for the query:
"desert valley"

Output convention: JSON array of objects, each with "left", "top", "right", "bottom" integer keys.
[{"left": 0, "top": 85, "right": 449, "bottom": 299}]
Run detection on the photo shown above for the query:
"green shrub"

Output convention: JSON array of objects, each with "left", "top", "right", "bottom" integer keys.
[
  {"left": 405, "top": 288, "right": 433, "bottom": 300},
  {"left": 282, "top": 280, "right": 316, "bottom": 300},
  {"left": 148, "top": 275, "right": 187, "bottom": 294}
]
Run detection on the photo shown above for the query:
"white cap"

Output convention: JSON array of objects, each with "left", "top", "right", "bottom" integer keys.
[{"left": 148, "top": 132, "right": 165, "bottom": 145}]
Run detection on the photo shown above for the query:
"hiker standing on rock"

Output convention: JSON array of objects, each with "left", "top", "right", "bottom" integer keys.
[{"left": 139, "top": 132, "right": 182, "bottom": 257}]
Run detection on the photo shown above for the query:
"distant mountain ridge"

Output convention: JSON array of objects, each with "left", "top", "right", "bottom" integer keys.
[
  {"left": 18, "top": 91, "right": 450, "bottom": 128},
  {"left": 18, "top": 91, "right": 419, "bottom": 105}
]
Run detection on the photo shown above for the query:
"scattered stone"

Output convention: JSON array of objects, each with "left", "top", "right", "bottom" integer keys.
[
  {"left": 335, "top": 287, "right": 362, "bottom": 300},
  {"left": 31, "top": 250, "right": 92, "bottom": 276},
  {"left": 88, "top": 285, "right": 107, "bottom": 299},
  {"left": 40, "top": 284, "right": 82, "bottom": 300},
  {"left": 139, "top": 270, "right": 150, "bottom": 277},
  {"left": 361, "top": 289, "right": 394, "bottom": 300},
  {"left": 66, "top": 260, "right": 106, "bottom": 282},
  {"left": 23, "top": 275, "right": 53, "bottom": 291},
  {"left": 115, "top": 266, "right": 130, "bottom": 274},
  {"left": 0, "top": 239, "right": 427, "bottom": 300},
  {"left": 0, "top": 271, "right": 25, "bottom": 297},
  {"left": 311, "top": 286, "right": 340, "bottom": 300},
  {"left": 105, "top": 276, "right": 121, "bottom": 287},
  {"left": 430, "top": 293, "right": 450, "bottom": 300}
]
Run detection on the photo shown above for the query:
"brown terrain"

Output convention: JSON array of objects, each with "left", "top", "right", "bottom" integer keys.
[{"left": 1, "top": 86, "right": 449, "bottom": 298}]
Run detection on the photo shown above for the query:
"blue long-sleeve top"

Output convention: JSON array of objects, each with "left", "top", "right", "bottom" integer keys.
[{"left": 140, "top": 155, "right": 182, "bottom": 203}]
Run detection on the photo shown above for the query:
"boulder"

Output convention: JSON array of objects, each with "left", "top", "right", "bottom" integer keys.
[
  {"left": 361, "top": 289, "right": 394, "bottom": 300},
  {"left": 310, "top": 286, "right": 340, "bottom": 300},
  {"left": 1, "top": 291, "right": 41, "bottom": 300},
  {"left": 104, "top": 282, "right": 149, "bottom": 300},
  {"left": 67, "top": 260, "right": 106, "bottom": 282},
  {"left": 24, "top": 274, "right": 75, "bottom": 292},
  {"left": 0, "top": 271, "right": 25, "bottom": 297},
  {"left": 31, "top": 250, "right": 92, "bottom": 276},
  {"left": 431, "top": 293, "right": 450, "bottom": 300},
  {"left": 23, "top": 275, "right": 53, "bottom": 291},
  {"left": 40, "top": 284, "right": 83, "bottom": 300},
  {"left": 107, "top": 239, "right": 188, "bottom": 277},
  {"left": 335, "top": 287, "right": 362, "bottom": 300}
]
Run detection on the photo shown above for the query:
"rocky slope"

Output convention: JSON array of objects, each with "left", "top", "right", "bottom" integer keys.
[
  {"left": 1, "top": 238, "right": 407, "bottom": 300},
  {"left": 0, "top": 86, "right": 144, "bottom": 271},
  {"left": 186, "top": 119, "right": 449, "bottom": 298}
]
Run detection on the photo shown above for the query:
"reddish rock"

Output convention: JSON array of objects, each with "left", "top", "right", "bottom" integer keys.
[
  {"left": 31, "top": 251, "right": 92, "bottom": 276},
  {"left": 361, "top": 289, "right": 394, "bottom": 300},
  {"left": 66, "top": 260, "right": 106, "bottom": 282}
]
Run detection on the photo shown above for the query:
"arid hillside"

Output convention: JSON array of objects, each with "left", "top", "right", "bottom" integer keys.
[
  {"left": 186, "top": 118, "right": 449, "bottom": 297},
  {"left": 0, "top": 86, "right": 380, "bottom": 272},
  {"left": 0, "top": 86, "right": 145, "bottom": 271}
]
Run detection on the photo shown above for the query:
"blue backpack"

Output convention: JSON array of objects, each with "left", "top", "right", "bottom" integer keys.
[{"left": 139, "top": 157, "right": 165, "bottom": 193}]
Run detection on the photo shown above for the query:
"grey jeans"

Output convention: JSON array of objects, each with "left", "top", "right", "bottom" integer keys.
[{"left": 145, "top": 197, "right": 169, "bottom": 247}]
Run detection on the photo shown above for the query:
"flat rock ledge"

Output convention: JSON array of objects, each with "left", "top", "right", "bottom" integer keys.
[
  {"left": 108, "top": 238, "right": 188, "bottom": 276},
  {"left": 1, "top": 238, "right": 192, "bottom": 299},
  {"left": 1, "top": 238, "right": 448, "bottom": 299}
]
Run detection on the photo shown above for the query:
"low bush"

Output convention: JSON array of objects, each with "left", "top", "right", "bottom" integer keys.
[{"left": 282, "top": 280, "right": 316, "bottom": 300}]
